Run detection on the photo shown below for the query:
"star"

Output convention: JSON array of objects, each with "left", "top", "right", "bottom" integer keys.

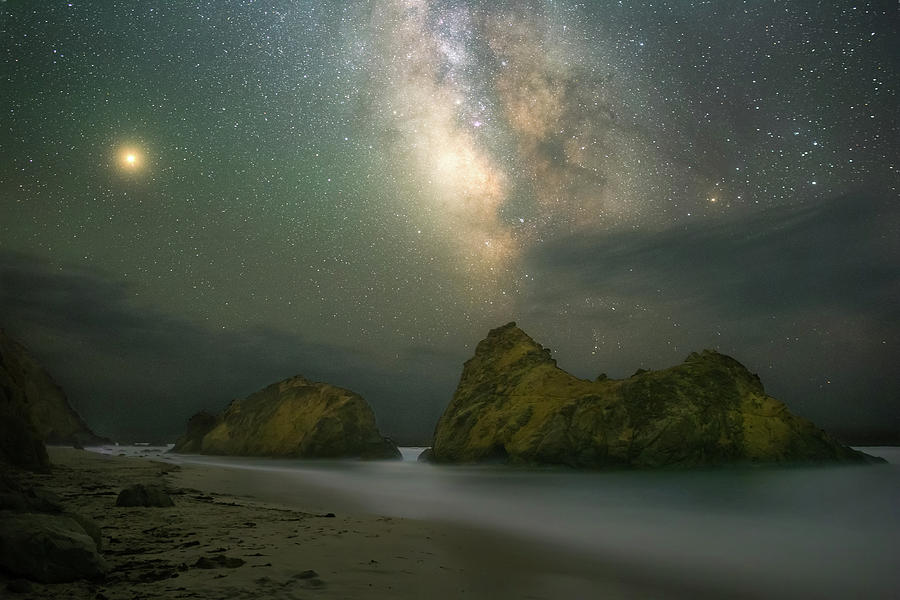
[
  {"left": 0, "top": 0, "right": 895, "bottom": 448},
  {"left": 117, "top": 147, "right": 144, "bottom": 172}
]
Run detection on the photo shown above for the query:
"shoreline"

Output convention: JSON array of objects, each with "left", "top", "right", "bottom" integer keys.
[
  {"left": 1, "top": 447, "right": 663, "bottom": 599},
  {"left": 4, "top": 447, "right": 897, "bottom": 599}
]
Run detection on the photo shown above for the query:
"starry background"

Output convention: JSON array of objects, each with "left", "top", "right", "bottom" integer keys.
[{"left": 1, "top": 0, "right": 897, "bottom": 443}]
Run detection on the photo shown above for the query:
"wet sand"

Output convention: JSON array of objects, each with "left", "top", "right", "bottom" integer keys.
[{"left": 1, "top": 447, "right": 673, "bottom": 600}]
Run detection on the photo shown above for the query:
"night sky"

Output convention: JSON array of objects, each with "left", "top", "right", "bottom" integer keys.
[{"left": 2, "top": 1, "right": 897, "bottom": 443}]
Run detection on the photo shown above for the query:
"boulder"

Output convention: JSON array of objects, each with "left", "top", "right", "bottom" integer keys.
[
  {"left": 430, "top": 322, "right": 879, "bottom": 468},
  {"left": 172, "top": 376, "right": 400, "bottom": 460},
  {"left": 115, "top": 483, "right": 175, "bottom": 507},
  {"left": 0, "top": 511, "right": 109, "bottom": 583}
]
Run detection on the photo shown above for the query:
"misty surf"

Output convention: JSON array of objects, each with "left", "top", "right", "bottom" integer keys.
[{"left": 135, "top": 446, "right": 900, "bottom": 599}]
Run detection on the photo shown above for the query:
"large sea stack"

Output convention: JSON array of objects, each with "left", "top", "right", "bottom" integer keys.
[
  {"left": 429, "top": 322, "right": 877, "bottom": 468},
  {"left": 0, "top": 330, "right": 105, "bottom": 470},
  {"left": 173, "top": 375, "right": 400, "bottom": 459}
]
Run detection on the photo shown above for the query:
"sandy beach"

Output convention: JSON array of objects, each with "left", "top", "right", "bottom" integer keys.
[
  {"left": 1, "top": 447, "right": 660, "bottom": 600},
  {"left": 6, "top": 448, "right": 897, "bottom": 599}
]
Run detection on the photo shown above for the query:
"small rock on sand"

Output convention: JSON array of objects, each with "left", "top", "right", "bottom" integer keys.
[
  {"left": 115, "top": 483, "right": 174, "bottom": 507},
  {"left": 294, "top": 569, "right": 318, "bottom": 579}
]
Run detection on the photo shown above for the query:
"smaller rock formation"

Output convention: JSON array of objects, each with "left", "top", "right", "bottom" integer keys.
[
  {"left": 115, "top": 483, "right": 175, "bottom": 507},
  {"left": 172, "top": 375, "right": 400, "bottom": 460},
  {"left": 429, "top": 322, "right": 879, "bottom": 468}
]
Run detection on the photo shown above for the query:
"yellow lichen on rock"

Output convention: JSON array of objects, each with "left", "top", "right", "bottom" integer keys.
[
  {"left": 173, "top": 376, "right": 400, "bottom": 460},
  {"left": 429, "top": 322, "right": 877, "bottom": 468}
]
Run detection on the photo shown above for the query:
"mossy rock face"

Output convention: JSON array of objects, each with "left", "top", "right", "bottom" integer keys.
[
  {"left": 430, "top": 322, "right": 877, "bottom": 468},
  {"left": 172, "top": 376, "right": 400, "bottom": 460}
]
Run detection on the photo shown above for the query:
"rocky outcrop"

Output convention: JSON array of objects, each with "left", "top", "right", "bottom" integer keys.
[
  {"left": 172, "top": 375, "right": 401, "bottom": 460},
  {"left": 0, "top": 330, "right": 106, "bottom": 451},
  {"left": 429, "top": 322, "right": 878, "bottom": 468}
]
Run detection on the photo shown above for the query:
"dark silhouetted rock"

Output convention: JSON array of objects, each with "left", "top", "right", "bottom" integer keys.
[
  {"left": 0, "top": 384, "right": 49, "bottom": 472},
  {"left": 430, "top": 322, "right": 880, "bottom": 468},
  {"left": 0, "top": 511, "right": 109, "bottom": 582},
  {"left": 0, "top": 330, "right": 107, "bottom": 465},
  {"left": 359, "top": 436, "right": 402, "bottom": 460},
  {"left": 170, "top": 410, "right": 218, "bottom": 454},
  {"left": 115, "top": 483, "right": 174, "bottom": 507},
  {"left": 172, "top": 376, "right": 401, "bottom": 460}
]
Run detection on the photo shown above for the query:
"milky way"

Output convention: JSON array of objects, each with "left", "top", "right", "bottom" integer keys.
[
  {"left": 364, "top": 0, "right": 681, "bottom": 283},
  {"left": 1, "top": 1, "right": 897, "bottom": 441}
]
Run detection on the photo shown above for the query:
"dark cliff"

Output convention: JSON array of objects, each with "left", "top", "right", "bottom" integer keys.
[{"left": 1, "top": 330, "right": 105, "bottom": 470}]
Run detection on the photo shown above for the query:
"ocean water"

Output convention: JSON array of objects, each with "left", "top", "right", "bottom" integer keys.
[{"left": 97, "top": 445, "right": 900, "bottom": 598}]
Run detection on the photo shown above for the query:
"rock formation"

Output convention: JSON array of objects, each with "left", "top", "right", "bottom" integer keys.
[
  {"left": 173, "top": 375, "right": 401, "bottom": 460},
  {"left": 429, "top": 322, "right": 878, "bottom": 468},
  {"left": 0, "top": 330, "right": 106, "bottom": 455}
]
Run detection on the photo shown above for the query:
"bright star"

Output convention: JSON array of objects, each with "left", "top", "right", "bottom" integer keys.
[{"left": 117, "top": 146, "right": 144, "bottom": 172}]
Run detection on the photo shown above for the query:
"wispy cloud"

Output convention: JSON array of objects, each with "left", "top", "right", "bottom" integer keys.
[
  {"left": 0, "top": 251, "right": 454, "bottom": 442},
  {"left": 515, "top": 194, "right": 900, "bottom": 434}
]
